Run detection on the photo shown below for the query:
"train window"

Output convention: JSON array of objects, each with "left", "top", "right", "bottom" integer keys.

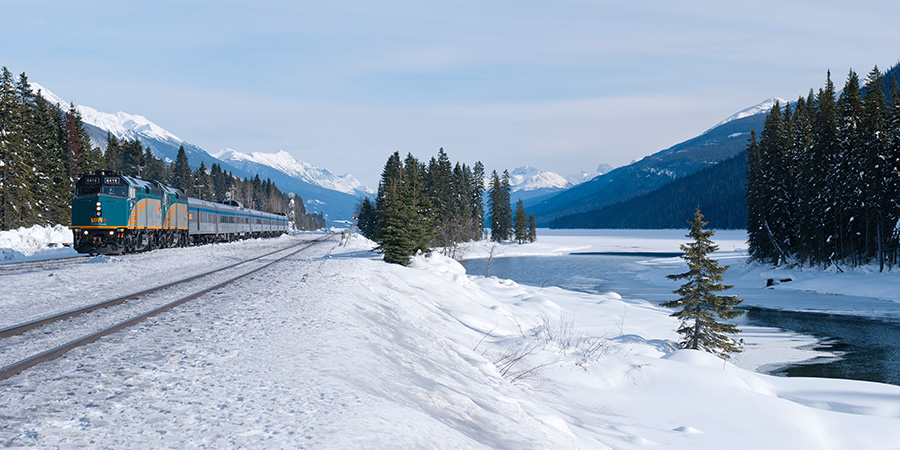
[
  {"left": 102, "top": 186, "right": 128, "bottom": 197},
  {"left": 75, "top": 185, "right": 101, "bottom": 196}
]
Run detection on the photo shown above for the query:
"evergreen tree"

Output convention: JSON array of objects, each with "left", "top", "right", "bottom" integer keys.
[
  {"left": 103, "top": 132, "right": 123, "bottom": 171},
  {"left": 813, "top": 71, "right": 840, "bottom": 266},
  {"left": 756, "top": 101, "right": 793, "bottom": 264},
  {"left": 15, "top": 73, "right": 50, "bottom": 225},
  {"left": 375, "top": 152, "right": 414, "bottom": 265},
  {"left": 662, "top": 208, "right": 745, "bottom": 358},
  {"left": 513, "top": 199, "right": 528, "bottom": 244},
  {"left": 142, "top": 147, "right": 167, "bottom": 182},
  {"left": 63, "top": 103, "right": 100, "bottom": 179},
  {"left": 0, "top": 67, "right": 36, "bottom": 229},
  {"left": 861, "top": 66, "right": 891, "bottom": 270},
  {"left": 836, "top": 70, "right": 865, "bottom": 264},
  {"left": 471, "top": 161, "right": 486, "bottom": 239},
  {"left": 32, "top": 90, "right": 70, "bottom": 224},
  {"left": 402, "top": 153, "right": 431, "bottom": 255},
  {"left": 193, "top": 161, "right": 213, "bottom": 200},
  {"left": 356, "top": 197, "right": 377, "bottom": 240},
  {"left": 488, "top": 171, "right": 506, "bottom": 242},
  {"left": 527, "top": 214, "right": 537, "bottom": 243},
  {"left": 170, "top": 145, "right": 192, "bottom": 191}
]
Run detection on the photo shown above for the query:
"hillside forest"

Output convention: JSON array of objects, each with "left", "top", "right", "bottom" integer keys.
[
  {"left": 0, "top": 67, "right": 323, "bottom": 231},
  {"left": 747, "top": 67, "right": 900, "bottom": 271}
]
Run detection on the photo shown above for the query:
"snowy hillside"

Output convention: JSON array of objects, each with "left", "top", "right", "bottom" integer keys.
[
  {"left": 214, "top": 148, "right": 373, "bottom": 196},
  {"left": 709, "top": 97, "right": 787, "bottom": 131},
  {"left": 31, "top": 82, "right": 186, "bottom": 149}
]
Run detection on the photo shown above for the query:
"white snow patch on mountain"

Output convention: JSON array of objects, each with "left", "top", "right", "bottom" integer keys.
[
  {"left": 508, "top": 166, "right": 572, "bottom": 191},
  {"left": 564, "top": 163, "right": 614, "bottom": 185},
  {"left": 215, "top": 148, "right": 373, "bottom": 195},
  {"left": 30, "top": 82, "right": 183, "bottom": 144},
  {"left": 709, "top": 97, "right": 788, "bottom": 131}
]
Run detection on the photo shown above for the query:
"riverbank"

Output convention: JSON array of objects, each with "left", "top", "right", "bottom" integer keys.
[
  {"left": 4, "top": 227, "right": 900, "bottom": 448},
  {"left": 459, "top": 229, "right": 900, "bottom": 320}
]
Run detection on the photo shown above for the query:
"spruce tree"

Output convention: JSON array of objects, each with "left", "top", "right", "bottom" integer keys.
[
  {"left": 0, "top": 67, "right": 36, "bottom": 229},
  {"left": 171, "top": 145, "right": 192, "bottom": 191},
  {"left": 527, "top": 214, "right": 537, "bottom": 243},
  {"left": 471, "top": 161, "right": 486, "bottom": 239},
  {"left": 356, "top": 197, "right": 377, "bottom": 240},
  {"left": 662, "top": 208, "right": 745, "bottom": 358},
  {"left": 513, "top": 199, "right": 528, "bottom": 244},
  {"left": 488, "top": 171, "right": 504, "bottom": 242},
  {"left": 193, "top": 161, "right": 213, "bottom": 200},
  {"left": 862, "top": 66, "right": 890, "bottom": 270},
  {"left": 836, "top": 70, "right": 864, "bottom": 264}
]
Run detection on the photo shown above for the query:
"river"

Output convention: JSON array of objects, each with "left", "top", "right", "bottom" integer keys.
[{"left": 460, "top": 254, "right": 900, "bottom": 386}]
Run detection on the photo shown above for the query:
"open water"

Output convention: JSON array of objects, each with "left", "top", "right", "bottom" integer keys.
[{"left": 461, "top": 254, "right": 900, "bottom": 386}]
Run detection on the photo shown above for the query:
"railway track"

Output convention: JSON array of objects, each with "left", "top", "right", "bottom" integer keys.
[
  {"left": 0, "top": 235, "right": 331, "bottom": 381},
  {"left": 0, "top": 255, "right": 90, "bottom": 274}
]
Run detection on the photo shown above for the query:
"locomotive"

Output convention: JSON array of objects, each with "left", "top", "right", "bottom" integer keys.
[{"left": 71, "top": 170, "right": 290, "bottom": 254}]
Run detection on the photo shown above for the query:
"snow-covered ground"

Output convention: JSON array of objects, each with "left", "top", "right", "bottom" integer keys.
[{"left": 2, "top": 227, "right": 900, "bottom": 448}]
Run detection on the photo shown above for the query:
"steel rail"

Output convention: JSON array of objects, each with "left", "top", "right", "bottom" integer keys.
[
  {"left": 0, "top": 255, "right": 90, "bottom": 273},
  {"left": 0, "top": 235, "right": 329, "bottom": 381},
  {"left": 0, "top": 236, "right": 328, "bottom": 339}
]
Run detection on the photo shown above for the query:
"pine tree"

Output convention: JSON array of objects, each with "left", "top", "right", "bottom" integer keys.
[
  {"left": 375, "top": 152, "right": 414, "bottom": 265},
  {"left": 662, "top": 208, "right": 745, "bottom": 358},
  {"left": 403, "top": 153, "right": 431, "bottom": 255},
  {"left": 487, "top": 169, "right": 513, "bottom": 242},
  {"left": 193, "top": 161, "right": 213, "bottom": 200},
  {"left": 142, "top": 147, "right": 167, "bottom": 183},
  {"left": 356, "top": 197, "right": 377, "bottom": 239},
  {"left": 836, "top": 70, "right": 864, "bottom": 264},
  {"left": 488, "top": 171, "right": 505, "bottom": 242},
  {"left": 471, "top": 161, "right": 486, "bottom": 239},
  {"left": 527, "top": 214, "right": 537, "bottom": 243},
  {"left": 170, "top": 145, "right": 192, "bottom": 191},
  {"left": 861, "top": 66, "right": 890, "bottom": 270},
  {"left": 513, "top": 199, "right": 528, "bottom": 244},
  {"left": 756, "top": 101, "right": 793, "bottom": 264},
  {"left": 813, "top": 71, "right": 839, "bottom": 266},
  {"left": 0, "top": 67, "right": 36, "bottom": 229}
]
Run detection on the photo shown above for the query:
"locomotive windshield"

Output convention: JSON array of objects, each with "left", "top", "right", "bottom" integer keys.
[{"left": 75, "top": 176, "right": 129, "bottom": 197}]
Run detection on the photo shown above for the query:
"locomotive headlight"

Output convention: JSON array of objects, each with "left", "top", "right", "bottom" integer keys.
[
  {"left": 96, "top": 201, "right": 101, "bottom": 207},
  {"left": 83, "top": 230, "right": 89, "bottom": 235},
  {"left": 109, "top": 230, "right": 115, "bottom": 235}
]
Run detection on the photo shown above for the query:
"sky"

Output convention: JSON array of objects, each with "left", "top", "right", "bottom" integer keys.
[{"left": 3, "top": 1, "right": 900, "bottom": 187}]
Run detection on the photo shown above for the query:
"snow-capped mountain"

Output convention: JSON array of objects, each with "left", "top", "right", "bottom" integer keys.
[
  {"left": 507, "top": 166, "right": 572, "bottom": 191},
  {"left": 563, "top": 163, "right": 614, "bottom": 186},
  {"left": 708, "top": 97, "right": 787, "bottom": 131},
  {"left": 32, "top": 83, "right": 187, "bottom": 153},
  {"left": 28, "top": 80, "right": 365, "bottom": 223},
  {"left": 214, "top": 149, "right": 373, "bottom": 196}
]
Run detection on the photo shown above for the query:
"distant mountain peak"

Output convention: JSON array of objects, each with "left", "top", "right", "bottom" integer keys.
[
  {"left": 214, "top": 148, "right": 373, "bottom": 195},
  {"left": 507, "top": 166, "right": 572, "bottom": 192},
  {"left": 31, "top": 82, "right": 183, "bottom": 144},
  {"left": 708, "top": 97, "right": 788, "bottom": 132}
]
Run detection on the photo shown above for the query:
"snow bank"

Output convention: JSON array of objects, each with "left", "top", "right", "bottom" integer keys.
[
  {"left": 2, "top": 231, "right": 900, "bottom": 448},
  {"left": 0, "top": 224, "right": 76, "bottom": 262}
]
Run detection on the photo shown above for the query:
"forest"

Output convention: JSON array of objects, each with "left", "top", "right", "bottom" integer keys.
[
  {"left": 0, "top": 67, "right": 323, "bottom": 231},
  {"left": 747, "top": 67, "right": 900, "bottom": 271},
  {"left": 356, "top": 149, "right": 535, "bottom": 265}
]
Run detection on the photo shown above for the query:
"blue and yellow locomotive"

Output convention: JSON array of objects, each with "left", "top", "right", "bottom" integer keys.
[{"left": 71, "top": 170, "right": 290, "bottom": 254}]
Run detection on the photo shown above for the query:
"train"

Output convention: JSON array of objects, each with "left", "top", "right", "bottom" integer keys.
[{"left": 70, "top": 170, "right": 290, "bottom": 254}]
